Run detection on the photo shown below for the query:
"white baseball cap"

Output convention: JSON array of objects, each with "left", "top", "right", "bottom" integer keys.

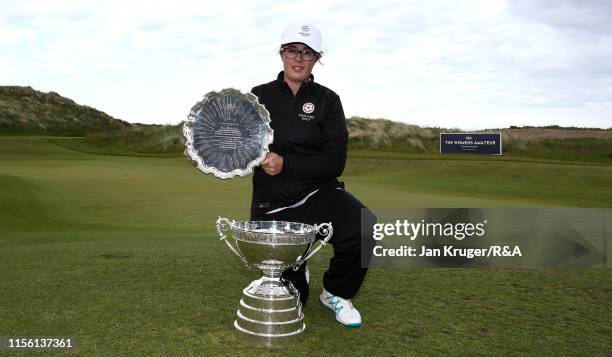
[{"left": 281, "top": 23, "right": 322, "bottom": 53}]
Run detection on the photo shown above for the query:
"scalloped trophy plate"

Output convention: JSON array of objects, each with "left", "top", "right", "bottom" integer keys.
[{"left": 183, "top": 88, "right": 273, "bottom": 179}]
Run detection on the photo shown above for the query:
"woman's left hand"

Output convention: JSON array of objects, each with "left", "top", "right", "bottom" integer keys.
[{"left": 261, "top": 152, "right": 284, "bottom": 176}]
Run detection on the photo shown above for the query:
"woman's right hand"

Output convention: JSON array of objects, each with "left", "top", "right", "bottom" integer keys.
[{"left": 261, "top": 152, "right": 284, "bottom": 176}]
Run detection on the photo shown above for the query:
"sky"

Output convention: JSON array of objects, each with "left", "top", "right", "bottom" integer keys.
[{"left": 1, "top": 0, "right": 611, "bottom": 130}]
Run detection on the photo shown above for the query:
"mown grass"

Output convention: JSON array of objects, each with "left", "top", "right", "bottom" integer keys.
[{"left": 1, "top": 136, "right": 611, "bottom": 356}]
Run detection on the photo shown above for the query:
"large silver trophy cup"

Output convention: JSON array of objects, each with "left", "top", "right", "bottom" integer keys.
[{"left": 216, "top": 218, "right": 333, "bottom": 337}]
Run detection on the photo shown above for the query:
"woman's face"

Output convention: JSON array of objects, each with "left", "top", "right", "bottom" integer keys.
[{"left": 281, "top": 43, "right": 317, "bottom": 84}]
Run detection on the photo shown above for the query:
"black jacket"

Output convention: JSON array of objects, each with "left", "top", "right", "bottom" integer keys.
[{"left": 250, "top": 71, "right": 348, "bottom": 212}]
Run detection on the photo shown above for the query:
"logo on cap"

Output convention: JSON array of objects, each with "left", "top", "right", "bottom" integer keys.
[
  {"left": 302, "top": 102, "right": 315, "bottom": 114},
  {"left": 302, "top": 25, "right": 310, "bottom": 32}
]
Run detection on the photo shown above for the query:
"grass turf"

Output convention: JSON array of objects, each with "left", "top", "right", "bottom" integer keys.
[{"left": 1, "top": 136, "right": 611, "bottom": 356}]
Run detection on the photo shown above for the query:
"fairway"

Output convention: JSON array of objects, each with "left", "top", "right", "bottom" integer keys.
[{"left": 1, "top": 136, "right": 611, "bottom": 356}]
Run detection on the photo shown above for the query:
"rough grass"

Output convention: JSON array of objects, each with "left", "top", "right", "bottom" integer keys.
[
  {"left": 1, "top": 136, "right": 611, "bottom": 356},
  {"left": 2, "top": 85, "right": 610, "bottom": 163},
  {"left": 347, "top": 117, "right": 446, "bottom": 152},
  {"left": 503, "top": 137, "right": 612, "bottom": 163},
  {"left": 68, "top": 117, "right": 612, "bottom": 164},
  {"left": 346, "top": 117, "right": 612, "bottom": 163},
  {"left": 0, "top": 86, "right": 130, "bottom": 135}
]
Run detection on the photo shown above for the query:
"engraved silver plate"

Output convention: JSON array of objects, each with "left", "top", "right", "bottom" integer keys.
[{"left": 183, "top": 88, "right": 273, "bottom": 179}]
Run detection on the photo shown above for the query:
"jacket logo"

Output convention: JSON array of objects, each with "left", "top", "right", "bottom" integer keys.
[{"left": 302, "top": 102, "right": 315, "bottom": 113}]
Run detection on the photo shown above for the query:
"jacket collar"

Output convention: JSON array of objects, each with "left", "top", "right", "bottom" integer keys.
[{"left": 276, "top": 71, "right": 315, "bottom": 96}]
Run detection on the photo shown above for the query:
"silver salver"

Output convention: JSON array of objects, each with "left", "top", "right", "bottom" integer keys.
[
  {"left": 217, "top": 218, "right": 333, "bottom": 338},
  {"left": 183, "top": 88, "right": 273, "bottom": 179}
]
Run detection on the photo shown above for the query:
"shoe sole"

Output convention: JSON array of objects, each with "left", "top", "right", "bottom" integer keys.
[{"left": 319, "top": 299, "right": 362, "bottom": 328}]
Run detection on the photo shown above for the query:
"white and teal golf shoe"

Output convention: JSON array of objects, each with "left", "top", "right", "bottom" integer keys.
[{"left": 319, "top": 288, "right": 362, "bottom": 327}]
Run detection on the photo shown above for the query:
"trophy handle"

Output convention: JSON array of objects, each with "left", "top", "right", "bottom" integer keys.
[
  {"left": 216, "top": 217, "right": 249, "bottom": 267},
  {"left": 292, "top": 222, "right": 333, "bottom": 271}
]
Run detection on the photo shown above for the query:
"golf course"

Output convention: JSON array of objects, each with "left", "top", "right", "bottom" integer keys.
[{"left": 1, "top": 134, "right": 611, "bottom": 356}]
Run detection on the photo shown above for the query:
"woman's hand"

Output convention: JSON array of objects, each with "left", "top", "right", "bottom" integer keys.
[{"left": 261, "top": 152, "right": 284, "bottom": 176}]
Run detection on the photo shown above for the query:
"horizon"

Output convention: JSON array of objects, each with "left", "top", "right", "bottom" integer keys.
[{"left": 2, "top": 0, "right": 612, "bottom": 130}]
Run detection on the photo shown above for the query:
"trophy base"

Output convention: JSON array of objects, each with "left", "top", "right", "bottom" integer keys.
[
  {"left": 234, "top": 277, "right": 306, "bottom": 338},
  {"left": 234, "top": 320, "right": 306, "bottom": 338}
]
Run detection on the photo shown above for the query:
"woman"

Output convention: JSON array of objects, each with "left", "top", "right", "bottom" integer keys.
[{"left": 250, "top": 23, "right": 376, "bottom": 328}]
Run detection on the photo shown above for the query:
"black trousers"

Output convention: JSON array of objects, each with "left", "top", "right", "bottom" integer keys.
[{"left": 251, "top": 182, "right": 377, "bottom": 305}]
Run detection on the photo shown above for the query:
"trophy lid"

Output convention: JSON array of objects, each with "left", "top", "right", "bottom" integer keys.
[{"left": 183, "top": 88, "right": 273, "bottom": 179}]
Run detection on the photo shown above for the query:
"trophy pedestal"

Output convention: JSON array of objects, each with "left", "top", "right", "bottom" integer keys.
[{"left": 234, "top": 277, "right": 305, "bottom": 337}]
